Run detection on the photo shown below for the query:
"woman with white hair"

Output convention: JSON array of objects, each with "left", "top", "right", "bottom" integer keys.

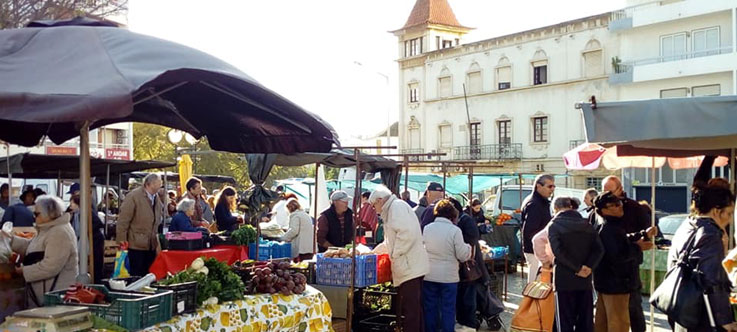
[
  {"left": 369, "top": 185, "right": 429, "bottom": 332},
  {"left": 169, "top": 198, "right": 208, "bottom": 233},
  {"left": 278, "top": 198, "right": 314, "bottom": 261},
  {"left": 5, "top": 195, "right": 78, "bottom": 307}
]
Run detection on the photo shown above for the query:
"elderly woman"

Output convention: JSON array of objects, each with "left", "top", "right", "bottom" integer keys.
[
  {"left": 279, "top": 199, "right": 314, "bottom": 261},
  {"left": 169, "top": 198, "right": 208, "bottom": 233},
  {"left": 422, "top": 199, "right": 472, "bottom": 332},
  {"left": 7, "top": 195, "right": 78, "bottom": 307}
]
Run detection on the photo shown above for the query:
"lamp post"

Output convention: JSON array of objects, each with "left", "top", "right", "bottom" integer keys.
[{"left": 353, "top": 61, "right": 391, "bottom": 152}]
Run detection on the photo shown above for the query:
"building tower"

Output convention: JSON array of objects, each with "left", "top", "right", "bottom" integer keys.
[{"left": 391, "top": 0, "right": 472, "bottom": 58}]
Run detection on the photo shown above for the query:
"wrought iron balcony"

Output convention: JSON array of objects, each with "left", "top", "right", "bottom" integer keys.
[
  {"left": 452, "top": 143, "right": 522, "bottom": 161},
  {"left": 399, "top": 148, "right": 425, "bottom": 162}
]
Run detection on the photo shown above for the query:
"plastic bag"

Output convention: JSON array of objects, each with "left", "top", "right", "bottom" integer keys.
[
  {"left": 112, "top": 248, "right": 130, "bottom": 278},
  {"left": 0, "top": 222, "right": 13, "bottom": 264}
]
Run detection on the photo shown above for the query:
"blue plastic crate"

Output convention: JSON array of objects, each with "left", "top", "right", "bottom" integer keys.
[
  {"left": 248, "top": 242, "right": 272, "bottom": 261},
  {"left": 316, "top": 254, "right": 377, "bottom": 287},
  {"left": 272, "top": 242, "right": 292, "bottom": 259}
]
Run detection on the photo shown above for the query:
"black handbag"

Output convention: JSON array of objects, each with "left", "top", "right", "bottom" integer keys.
[
  {"left": 649, "top": 226, "right": 708, "bottom": 329},
  {"left": 460, "top": 245, "right": 483, "bottom": 282},
  {"left": 23, "top": 251, "right": 60, "bottom": 307}
]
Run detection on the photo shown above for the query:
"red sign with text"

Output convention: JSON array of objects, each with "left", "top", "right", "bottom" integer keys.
[
  {"left": 46, "top": 146, "right": 77, "bottom": 156},
  {"left": 105, "top": 148, "right": 131, "bottom": 160}
]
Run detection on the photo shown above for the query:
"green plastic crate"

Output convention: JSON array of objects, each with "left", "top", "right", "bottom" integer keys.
[
  {"left": 44, "top": 284, "right": 173, "bottom": 330},
  {"left": 639, "top": 269, "right": 666, "bottom": 295}
]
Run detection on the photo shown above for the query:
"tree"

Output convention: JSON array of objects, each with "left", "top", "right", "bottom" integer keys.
[{"left": 0, "top": 0, "right": 128, "bottom": 29}]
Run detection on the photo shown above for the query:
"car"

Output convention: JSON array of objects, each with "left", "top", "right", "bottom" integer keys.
[{"left": 658, "top": 214, "right": 688, "bottom": 241}]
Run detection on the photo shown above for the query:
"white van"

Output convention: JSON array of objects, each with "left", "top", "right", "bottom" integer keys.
[{"left": 489, "top": 185, "right": 586, "bottom": 217}]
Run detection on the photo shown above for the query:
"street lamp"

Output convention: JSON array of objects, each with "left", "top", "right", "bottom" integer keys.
[
  {"left": 167, "top": 129, "right": 200, "bottom": 169},
  {"left": 353, "top": 61, "right": 391, "bottom": 151}
]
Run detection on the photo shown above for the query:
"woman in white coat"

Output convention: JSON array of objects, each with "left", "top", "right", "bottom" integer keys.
[
  {"left": 369, "top": 185, "right": 429, "bottom": 332},
  {"left": 279, "top": 198, "right": 314, "bottom": 262}
]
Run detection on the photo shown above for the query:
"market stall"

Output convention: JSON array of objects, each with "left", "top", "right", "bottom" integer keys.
[{"left": 149, "top": 247, "right": 247, "bottom": 279}]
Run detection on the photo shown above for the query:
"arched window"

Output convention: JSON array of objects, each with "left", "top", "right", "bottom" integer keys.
[
  {"left": 583, "top": 39, "right": 603, "bottom": 77},
  {"left": 466, "top": 63, "right": 482, "bottom": 94},
  {"left": 408, "top": 116, "right": 421, "bottom": 149},
  {"left": 531, "top": 50, "right": 548, "bottom": 85},
  {"left": 438, "top": 67, "right": 452, "bottom": 98},
  {"left": 495, "top": 57, "right": 511, "bottom": 90}
]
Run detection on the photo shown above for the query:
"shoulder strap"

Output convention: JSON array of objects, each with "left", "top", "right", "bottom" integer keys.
[{"left": 676, "top": 223, "right": 702, "bottom": 265}]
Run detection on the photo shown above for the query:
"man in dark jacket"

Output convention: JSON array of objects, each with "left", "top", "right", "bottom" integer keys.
[
  {"left": 419, "top": 182, "right": 446, "bottom": 231},
  {"left": 601, "top": 176, "right": 654, "bottom": 332},
  {"left": 521, "top": 174, "right": 554, "bottom": 283},
  {"left": 548, "top": 197, "right": 604, "bottom": 332},
  {"left": 592, "top": 191, "right": 650, "bottom": 332},
  {"left": 316, "top": 190, "right": 354, "bottom": 252}
]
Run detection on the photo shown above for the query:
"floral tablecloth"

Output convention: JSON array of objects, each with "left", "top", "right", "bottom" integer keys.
[{"left": 143, "top": 286, "right": 333, "bottom": 332}]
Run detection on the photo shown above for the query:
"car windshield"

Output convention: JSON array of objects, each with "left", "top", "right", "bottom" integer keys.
[
  {"left": 659, "top": 215, "right": 687, "bottom": 235},
  {"left": 500, "top": 189, "right": 532, "bottom": 210}
]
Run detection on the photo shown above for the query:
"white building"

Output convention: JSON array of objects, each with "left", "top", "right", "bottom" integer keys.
[
  {"left": 609, "top": 0, "right": 737, "bottom": 211},
  {"left": 392, "top": 0, "right": 616, "bottom": 188},
  {"left": 391, "top": 0, "right": 737, "bottom": 212}
]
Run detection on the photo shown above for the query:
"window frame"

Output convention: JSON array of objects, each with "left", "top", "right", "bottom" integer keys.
[
  {"left": 660, "top": 32, "right": 687, "bottom": 62},
  {"left": 439, "top": 124, "right": 453, "bottom": 148},
  {"left": 692, "top": 26, "right": 721, "bottom": 57},
  {"left": 497, "top": 120, "right": 511, "bottom": 145},
  {"left": 533, "top": 65, "right": 547, "bottom": 85},
  {"left": 691, "top": 84, "right": 721, "bottom": 97},
  {"left": 470, "top": 122, "right": 481, "bottom": 146},
  {"left": 408, "top": 83, "right": 419, "bottom": 103},
  {"left": 532, "top": 116, "right": 548, "bottom": 143}
]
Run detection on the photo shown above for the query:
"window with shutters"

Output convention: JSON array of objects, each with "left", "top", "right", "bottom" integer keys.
[
  {"left": 439, "top": 124, "right": 452, "bottom": 148},
  {"left": 692, "top": 27, "right": 720, "bottom": 57},
  {"left": 442, "top": 40, "right": 453, "bottom": 49},
  {"left": 692, "top": 84, "right": 720, "bottom": 97},
  {"left": 496, "top": 57, "right": 511, "bottom": 90},
  {"left": 438, "top": 68, "right": 452, "bottom": 98},
  {"left": 408, "top": 83, "right": 419, "bottom": 103},
  {"left": 660, "top": 88, "right": 688, "bottom": 99},
  {"left": 531, "top": 50, "right": 548, "bottom": 85},
  {"left": 583, "top": 39, "right": 603, "bottom": 77},
  {"left": 661, "top": 33, "right": 686, "bottom": 62},
  {"left": 406, "top": 38, "right": 422, "bottom": 57},
  {"left": 532, "top": 116, "right": 548, "bottom": 143},
  {"left": 467, "top": 63, "right": 482, "bottom": 94},
  {"left": 497, "top": 120, "right": 511, "bottom": 145}
]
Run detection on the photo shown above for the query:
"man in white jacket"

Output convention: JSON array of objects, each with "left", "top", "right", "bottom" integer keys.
[{"left": 370, "top": 185, "right": 429, "bottom": 332}]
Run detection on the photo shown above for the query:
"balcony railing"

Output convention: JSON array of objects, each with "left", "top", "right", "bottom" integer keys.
[
  {"left": 621, "top": 46, "right": 733, "bottom": 68},
  {"left": 452, "top": 143, "right": 522, "bottom": 161},
  {"left": 569, "top": 140, "right": 585, "bottom": 150},
  {"left": 399, "top": 148, "right": 426, "bottom": 162}
]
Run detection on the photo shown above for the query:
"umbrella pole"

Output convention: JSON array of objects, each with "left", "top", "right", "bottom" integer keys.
[
  {"left": 57, "top": 170, "right": 62, "bottom": 198},
  {"left": 649, "top": 158, "right": 656, "bottom": 332},
  {"left": 118, "top": 174, "right": 122, "bottom": 210},
  {"left": 346, "top": 150, "right": 361, "bottom": 332},
  {"left": 313, "top": 163, "right": 319, "bottom": 255},
  {"left": 79, "top": 121, "right": 92, "bottom": 282},
  {"left": 105, "top": 165, "right": 110, "bottom": 239},
  {"left": 468, "top": 166, "right": 474, "bottom": 205},
  {"left": 404, "top": 156, "right": 409, "bottom": 193},
  {"left": 442, "top": 163, "right": 447, "bottom": 196}
]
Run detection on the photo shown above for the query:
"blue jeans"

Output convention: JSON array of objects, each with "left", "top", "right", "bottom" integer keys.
[{"left": 423, "top": 281, "right": 458, "bottom": 332}]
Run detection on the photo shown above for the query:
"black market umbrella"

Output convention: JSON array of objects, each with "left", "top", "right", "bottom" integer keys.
[
  {"left": 0, "top": 17, "right": 340, "bottom": 278},
  {"left": 0, "top": 18, "right": 339, "bottom": 153}
]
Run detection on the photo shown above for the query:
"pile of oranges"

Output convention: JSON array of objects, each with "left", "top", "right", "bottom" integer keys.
[{"left": 494, "top": 213, "right": 513, "bottom": 225}]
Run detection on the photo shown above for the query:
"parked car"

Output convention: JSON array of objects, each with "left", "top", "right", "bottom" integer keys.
[
  {"left": 658, "top": 214, "right": 688, "bottom": 241},
  {"left": 489, "top": 185, "right": 585, "bottom": 219}
]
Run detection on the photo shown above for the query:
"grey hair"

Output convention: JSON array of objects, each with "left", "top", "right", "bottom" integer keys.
[
  {"left": 368, "top": 185, "right": 393, "bottom": 204},
  {"left": 534, "top": 174, "right": 555, "bottom": 186},
  {"left": 177, "top": 198, "right": 196, "bottom": 213},
  {"left": 35, "top": 195, "right": 66, "bottom": 220},
  {"left": 585, "top": 188, "right": 599, "bottom": 199},
  {"left": 553, "top": 196, "right": 572, "bottom": 211},
  {"left": 143, "top": 173, "right": 161, "bottom": 187}
]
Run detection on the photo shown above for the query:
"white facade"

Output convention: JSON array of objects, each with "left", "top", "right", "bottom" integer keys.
[{"left": 5, "top": 123, "right": 134, "bottom": 161}]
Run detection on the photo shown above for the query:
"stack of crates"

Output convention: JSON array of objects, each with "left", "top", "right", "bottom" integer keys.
[
  {"left": 248, "top": 239, "right": 291, "bottom": 261},
  {"left": 316, "top": 254, "right": 377, "bottom": 287}
]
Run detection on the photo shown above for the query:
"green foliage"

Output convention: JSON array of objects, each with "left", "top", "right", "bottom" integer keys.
[{"left": 230, "top": 225, "right": 257, "bottom": 245}]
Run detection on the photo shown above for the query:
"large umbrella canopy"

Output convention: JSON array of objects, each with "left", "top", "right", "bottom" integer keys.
[
  {"left": 579, "top": 95, "right": 737, "bottom": 156},
  {"left": 0, "top": 153, "right": 174, "bottom": 179},
  {"left": 563, "top": 143, "right": 729, "bottom": 171},
  {"left": 0, "top": 18, "right": 339, "bottom": 153},
  {"left": 268, "top": 149, "right": 398, "bottom": 173}
]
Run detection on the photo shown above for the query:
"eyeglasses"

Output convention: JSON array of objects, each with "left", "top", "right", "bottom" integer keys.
[{"left": 546, "top": 184, "right": 556, "bottom": 189}]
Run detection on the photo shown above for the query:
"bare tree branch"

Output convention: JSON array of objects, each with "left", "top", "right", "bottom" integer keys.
[{"left": 0, "top": 0, "right": 128, "bottom": 29}]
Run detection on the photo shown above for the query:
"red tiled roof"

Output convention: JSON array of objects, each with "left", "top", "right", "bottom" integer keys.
[{"left": 401, "top": 0, "right": 467, "bottom": 30}]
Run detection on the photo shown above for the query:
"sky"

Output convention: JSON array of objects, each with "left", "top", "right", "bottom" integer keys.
[{"left": 128, "top": 0, "right": 626, "bottom": 144}]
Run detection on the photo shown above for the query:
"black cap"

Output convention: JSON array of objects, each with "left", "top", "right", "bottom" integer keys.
[{"left": 426, "top": 182, "right": 444, "bottom": 192}]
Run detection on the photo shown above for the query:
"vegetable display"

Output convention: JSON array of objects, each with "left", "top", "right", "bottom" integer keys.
[
  {"left": 246, "top": 261, "right": 307, "bottom": 296},
  {"left": 158, "top": 257, "right": 244, "bottom": 305},
  {"left": 230, "top": 225, "right": 258, "bottom": 245}
]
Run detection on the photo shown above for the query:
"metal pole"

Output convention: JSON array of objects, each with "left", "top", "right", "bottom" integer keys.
[
  {"left": 442, "top": 163, "right": 447, "bottom": 196},
  {"left": 649, "top": 158, "right": 656, "bottom": 332},
  {"left": 498, "top": 175, "right": 503, "bottom": 213},
  {"left": 57, "top": 170, "right": 62, "bottom": 198},
  {"left": 163, "top": 170, "right": 169, "bottom": 230},
  {"left": 731, "top": 148, "right": 736, "bottom": 249},
  {"left": 104, "top": 165, "right": 110, "bottom": 239},
  {"left": 313, "top": 163, "right": 320, "bottom": 255},
  {"left": 346, "top": 150, "right": 361, "bottom": 332},
  {"left": 118, "top": 174, "right": 122, "bottom": 210},
  {"left": 404, "top": 156, "right": 409, "bottom": 193},
  {"left": 468, "top": 166, "right": 474, "bottom": 205},
  {"left": 79, "top": 121, "right": 92, "bottom": 281}
]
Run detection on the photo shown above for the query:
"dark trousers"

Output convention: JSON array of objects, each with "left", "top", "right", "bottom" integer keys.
[
  {"left": 399, "top": 276, "right": 425, "bottom": 332},
  {"left": 422, "top": 281, "right": 457, "bottom": 332},
  {"left": 555, "top": 289, "right": 594, "bottom": 332},
  {"left": 629, "top": 289, "right": 646, "bottom": 332},
  {"left": 457, "top": 281, "right": 479, "bottom": 328},
  {"left": 128, "top": 249, "right": 157, "bottom": 277}
]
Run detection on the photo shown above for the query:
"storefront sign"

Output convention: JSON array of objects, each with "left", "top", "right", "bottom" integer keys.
[
  {"left": 45, "top": 146, "right": 77, "bottom": 155},
  {"left": 105, "top": 148, "right": 131, "bottom": 160}
]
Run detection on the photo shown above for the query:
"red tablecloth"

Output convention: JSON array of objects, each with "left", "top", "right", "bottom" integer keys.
[{"left": 149, "top": 246, "right": 247, "bottom": 279}]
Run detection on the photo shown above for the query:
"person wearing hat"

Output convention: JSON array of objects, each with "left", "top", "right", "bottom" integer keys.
[
  {"left": 419, "top": 182, "right": 446, "bottom": 231},
  {"left": 1, "top": 189, "right": 36, "bottom": 227},
  {"left": 316, "top": 190, "right": 354, "bottom": 252}
]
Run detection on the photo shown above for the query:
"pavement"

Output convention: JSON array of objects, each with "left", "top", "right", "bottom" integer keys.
[{"left": 477, "top": 265, "right": 671, "bottom": 332}]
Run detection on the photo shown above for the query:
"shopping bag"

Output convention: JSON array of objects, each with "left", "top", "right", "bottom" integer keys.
[
  {"left": 112, "top": 246, "right": 130, "bottom": 279},
  {"left": 510, "top": 268, "right": 555, "bottom": 332},
  {"left": 0, "top": 222, "right": 13, "bottom": 264}
]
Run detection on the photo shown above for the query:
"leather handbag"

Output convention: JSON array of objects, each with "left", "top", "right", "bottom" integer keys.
[
  {"left": 459, "top": 245, "right": 483, "bottom": 282},
  {"left": 510, "top": 268, "right": 555, "bottom": 332},
  {"left": 650, "top": 226, "right": 706, "bottom": 329}
]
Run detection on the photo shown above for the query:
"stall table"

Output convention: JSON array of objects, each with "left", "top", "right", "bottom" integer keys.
[
  {"left": 142, "top": 286, "right": 333, "bottom": 332},
  {"left": 480, "top": 224, "right": 521, "bottom": 268},
  {"left": 149, "top": 246, "right": 247, "bottom": 279}
]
